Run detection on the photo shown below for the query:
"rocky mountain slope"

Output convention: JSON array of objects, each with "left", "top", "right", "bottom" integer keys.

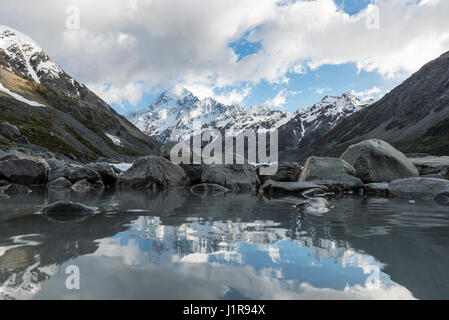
[
  {"left": 0, "top": 25, "right": 160, "bottom": 162},
  {"left": 278, "top": 93, "right": 372, "bottom": 152},
  {"left": 281, "top": 51, "right": 449, "bottom": 162}
]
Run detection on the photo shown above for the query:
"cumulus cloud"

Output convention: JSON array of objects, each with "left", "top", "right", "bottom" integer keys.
[
  {"left": 265, "top": 89, "right": 300, "bottom": 108},
  {"left": 351, "top": 86, "right": 383, "bottom": 100},
  {"left": 1, "top": 0, "right": 449, "bottom": 106}
]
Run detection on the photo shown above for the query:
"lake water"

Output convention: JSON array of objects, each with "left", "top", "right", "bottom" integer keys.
[{"left": 0, "top": 188, "right": 448, "bottom": 300}]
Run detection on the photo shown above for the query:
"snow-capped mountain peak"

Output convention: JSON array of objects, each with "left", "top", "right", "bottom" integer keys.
[
  {"left": 0, "top": 25, "right": 63, "bottom": 83},
  {"left": 126, "top": 90, "right": 292, "bottom": 142}
]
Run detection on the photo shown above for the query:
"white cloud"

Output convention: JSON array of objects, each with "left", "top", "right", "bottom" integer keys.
[
  {"left": 351, "top": 86, "right": 383, "bottom": 100},
  {"left": 1, "top": 0, "right": 449, "bottom": 106},
  {"left": 315, "top": 87, "right": 332, "bottom": 95},
  {"left": 89, "top": 82, "right": 145, "bottom": 107},
  {"left": 265, "top": 88, "right": 300, "bottom": 108}
]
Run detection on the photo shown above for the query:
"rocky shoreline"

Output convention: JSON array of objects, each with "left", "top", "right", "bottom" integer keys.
[{"left": 1, "top": 130, "right": 449, "bottom": 217}]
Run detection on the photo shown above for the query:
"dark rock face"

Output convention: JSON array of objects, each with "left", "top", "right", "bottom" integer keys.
[
  {"left": 341, "top": 140, "right": 419, "bottom": 183},
  {"left": 41, "top": 201, "right": 99, "bottom": 217},
  {"left": 388, "top": 177, "right": 449, "bottom": 202},
  {"left": 67, "top": 167, "right": 102, "bottom": 184},
  {"left": 86, "top": 162, "right": 118, "bottom": 185},
  {"left": 0, "top": 121, "right": 20, "bottom": 140},
  {"left": 201, "top": 164, "right": 260, "bottom": 192},
  {"left": 299, "top": 157, "right": 355, "bottom": 182},
  {"left": 117, "top": 156, "right": 190, "bottom": 189},
  {"left": 258, "top": 162, "right": 302, "bottom": 183},
  {"left": 0, "top": 156, "right": 49, "bottom": 185},
  {"left": 47, "top": 177, "right": 72, "bottom": 188},
  {"left": 180, "top": 164, "right": 203, "bottom": 185}
]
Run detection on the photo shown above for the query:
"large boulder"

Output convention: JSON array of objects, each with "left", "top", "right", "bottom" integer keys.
[
  {"left": 409, "top": 156, "right": 449, "bottom": 175},
  {"left": 0, "top": 121, "right": 20, "bottom": 140},
  {"left": 86, "top": 162, "right": 118, "bottom": 185},
  {"left": 299, "top": 157, "right": 356, "bottom": 182},
  {"left": 0, "top": 156, "right": 49, "bottom": 185},
  {"left": 202, "top": 164, "right": 260, "bottom": 192},
  {"left": 117, "top": 156, "right": 190, "bottom": 189},
  {"left": 67, "top": 167, "right": 102, "bottom": 184},
  {"left": 341, "top": 139, "right": 419, "bottom": 183},
  {"left": 388, "top": 177, "right": 449, "bottom": 202},
  {"left": 258, "top": 162, "right": 302, "bottom": 182}
]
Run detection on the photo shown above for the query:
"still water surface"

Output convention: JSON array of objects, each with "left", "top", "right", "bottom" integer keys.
[{"left": 0, "top": 188, "right": 448, "bottom": 300}]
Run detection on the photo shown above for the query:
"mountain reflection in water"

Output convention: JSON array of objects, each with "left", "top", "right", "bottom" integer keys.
[{"left": 0, "top": 189, "right": 448, "bottom": 300}]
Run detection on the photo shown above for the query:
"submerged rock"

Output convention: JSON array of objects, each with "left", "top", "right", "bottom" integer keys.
[
  {"left": 191, "top": 183, "right": 229, "bottom": 195},
  {"left": 260, "top": 180, "right": 322, "bottom": 194},
  {"left": 0, "top": 156, "right": 49, "bottom": 185},
  {"left": 202, "top": 164, "right": 260, "bottom": 192},
  {"left": 341, "top": 139, "right": 419, "bottom": 183},
  {"left": 41, "top": 201, "right": 99, "bottom": 217},
  {"left": 117, "top": 156, "right": 190, "bottom": 189},
  {"left": 299, "top": 157, "right": 355, "bottom": 182},
  {"left": 388, "top": 177, "right": 449, "bottom": 203},
  {"left": 442, "top": 167, "right": 449, "bottom": 180},
  {"left": 0, "top": 183, "right": 32, "bottom": 195}
]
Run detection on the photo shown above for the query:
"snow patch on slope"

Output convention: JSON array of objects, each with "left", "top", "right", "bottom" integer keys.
[{"left": 0, "top": 82, "right": 45, "bottom": 107}]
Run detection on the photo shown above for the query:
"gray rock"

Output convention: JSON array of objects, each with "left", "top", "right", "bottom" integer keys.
[
  {"left": 86, "top": 162, "right": 118, "bottom": 185},
  {"left": 47, "top": 158, "right": 74, "bottom": 181},
  {"left": 299, "top": 157, "right": 356, "bottom": 182},
  {"left": 443, "top": 167, "right": 449, "bottom": 180},
  {"left": 180, "top": 164, "right": 203, "bottom": 185},
  {"left": 364, "top": 183, "right": 389, "bottom": 195},
  {"left": 341, "top": 139, "right": 419, "bottom": 183},
  {"left": 117, "top": 156, "right": 190, "bottom": 189},
  {"left": 71, "top": 179, "right": 92, "bottom": 192},
  {"left": 15, "top": 135, "right": 30, "bottom": 145},
  {"left": 388, "top": 177, "right": 449, "bottom": 202},
  {"left": 67, "top": 167, "right": 102, "bottom": 184},
  {"left": 258, "top": 162, "right": 302, "bottom": 182},
  {"left": 409, "top": 156, "right": 449, "bottom": 175},
  {"left": 48, "top": 177, "right": 72, "bottom": 188},
  {"left": 0, "top": 184, "right": 32, "bottom": 195},
  {"left": 41, "top": 201, "right": 99, "bottom": 217},
  {"left": 421, "top": 174, "right": 446, "bottom": 180},
  {"left": 0, "top": 121, "right": 20, "bottom": 140},
  {"left": 260, "top": 180, "right": 322, "bottom": 194},
  {"left": 311, "top": 174, "right": 364, "bottom": 192},
  {"left": 202, "top": 164, "right": 260, "bottom": 192},
  {"left": 0, "top": 156, "right": 49, "bottom": 185}
]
